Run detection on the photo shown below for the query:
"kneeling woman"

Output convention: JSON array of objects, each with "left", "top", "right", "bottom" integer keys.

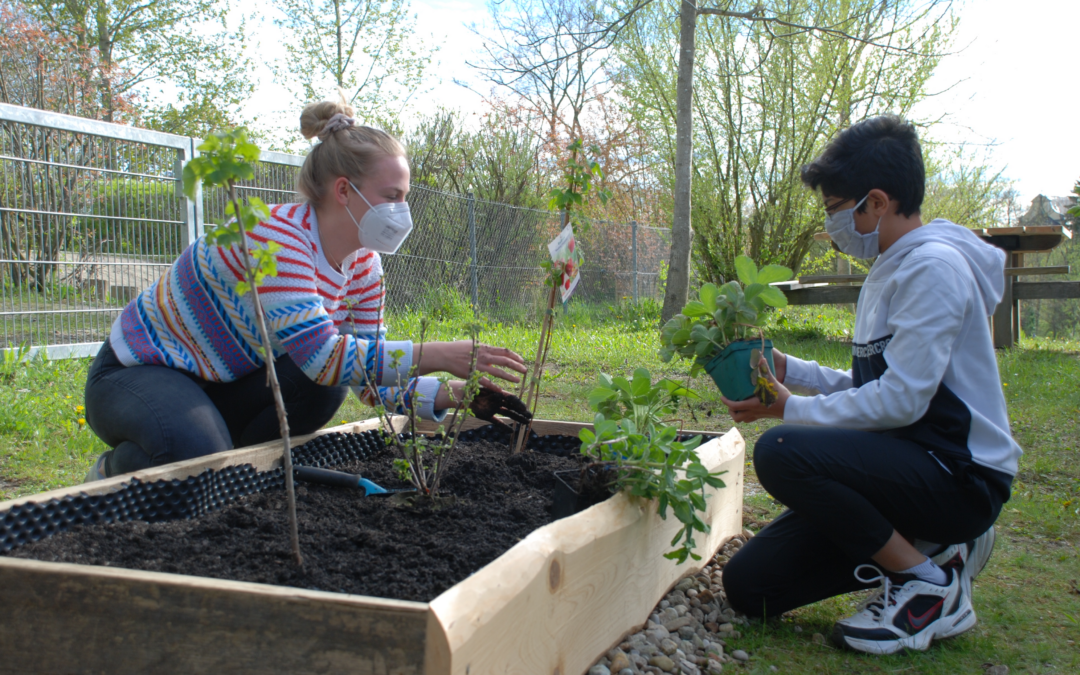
[{"left": 84, "top": 101, "right": 527, "bottom": 479}]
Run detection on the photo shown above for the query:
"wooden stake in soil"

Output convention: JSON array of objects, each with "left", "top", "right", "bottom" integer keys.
[{"left": 513, "top": 283, "right": 558, "bottom": 454}]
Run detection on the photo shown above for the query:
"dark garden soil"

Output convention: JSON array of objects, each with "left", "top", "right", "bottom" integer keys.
[{"left": 10, "top": 436, "right": 589, "bottom": 602}]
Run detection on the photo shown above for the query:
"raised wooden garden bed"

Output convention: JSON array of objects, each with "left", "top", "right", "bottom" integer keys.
[{"left": 0, "top": 418, "right": 745, "bottom": 675}]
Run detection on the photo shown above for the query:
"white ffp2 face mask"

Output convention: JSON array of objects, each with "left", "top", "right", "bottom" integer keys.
[
  {"left": 345, "top": 181, "right": 413, "bottom": 254},
  {"left": 825, "top": 194, "right": 881, "bottom": 259}
]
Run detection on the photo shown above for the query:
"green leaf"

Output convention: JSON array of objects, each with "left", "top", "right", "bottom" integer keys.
[
  {"left": 758, "top": 285, "right": 790, "bottom": 308},
  {"left": 756, "top": 264, "right": 793, "bottom": 284},
  {"left": 699, "top": 283, "right": 719, "bottom": 312},
  {"left": 734, "top": 255, "right": 758, "bottom": 285},
  {"left": 682, "top": 301, "right": 708, "bottom": 317}
]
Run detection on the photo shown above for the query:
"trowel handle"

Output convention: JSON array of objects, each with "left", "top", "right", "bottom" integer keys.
[{"left": 294, "top": 466, "right": 361, "bottom": 489}]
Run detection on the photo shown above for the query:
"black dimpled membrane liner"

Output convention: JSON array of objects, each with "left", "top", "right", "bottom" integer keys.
[
  {"left": 0, "top": 425, "right": 582, "bottom": 554},
  {"left": 0, "top": 431, "right": 385, "bottom": 554}
]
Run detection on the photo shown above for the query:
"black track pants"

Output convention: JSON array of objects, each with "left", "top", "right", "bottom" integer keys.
[
  {"left": 723, "top": 424, "right": 1003, "bottom": 618},
  {"left": 85, "top": 341, "right": 348, "bottom": 474}
]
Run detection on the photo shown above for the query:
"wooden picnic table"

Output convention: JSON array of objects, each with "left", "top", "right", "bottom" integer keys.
[{"left": 789, "top": 226, "right": 1077, "bottom": 348}]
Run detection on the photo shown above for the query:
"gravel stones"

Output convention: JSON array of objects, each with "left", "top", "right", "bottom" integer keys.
[
  {"left": 586, "top": 534, "right": 755, "bottom": 674},
  {"left": 649, "top": 655, "right": 676, "bottom": 672},
  {"left": 589, "top": 666, "right": 612, "bottom": 675},
  {"left": 609, "top": 650, "right": 632, "bottom": 672}
]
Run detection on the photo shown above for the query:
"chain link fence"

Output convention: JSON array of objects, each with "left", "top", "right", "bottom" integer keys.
[{"left": 0, "top": 103, "right": 669, "bottom": 357}]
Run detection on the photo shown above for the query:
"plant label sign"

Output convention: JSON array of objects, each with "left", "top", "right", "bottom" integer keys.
[{"left": 548, "top": 223, "right": 581, "bottom": 302}]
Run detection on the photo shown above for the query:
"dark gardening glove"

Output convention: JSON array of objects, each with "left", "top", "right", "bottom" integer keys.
[{"left": 470, "top": 389, "right": 533, "bottom": 425}]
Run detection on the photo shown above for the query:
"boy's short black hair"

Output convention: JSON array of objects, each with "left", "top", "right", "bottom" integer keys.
[{"left": 801, "top": 115, "right": 925, "bottom": 217}]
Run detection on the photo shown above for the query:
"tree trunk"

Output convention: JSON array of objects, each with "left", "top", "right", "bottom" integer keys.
[{"left": 661, "top": 0, "right": 697, "bottom": 324}]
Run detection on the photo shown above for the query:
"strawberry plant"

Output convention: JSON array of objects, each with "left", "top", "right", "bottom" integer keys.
[{"left": 660, "top": 255, "right": 793, "bottom": 402}]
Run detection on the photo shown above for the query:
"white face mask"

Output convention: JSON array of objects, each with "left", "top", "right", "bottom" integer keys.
[
  {"left": 825, "top": 194, "right": 881, "bottom": 259},
  {"left": 344, "top": 181, "right": 413, "bottom": 254}
]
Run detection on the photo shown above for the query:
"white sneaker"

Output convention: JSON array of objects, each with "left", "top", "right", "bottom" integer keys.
[
  {"left": 931, "top": 526, "right": 995, "bottom": 638},
  {"left": 831, "top": 564, "right": 975, "bottom": 654}
]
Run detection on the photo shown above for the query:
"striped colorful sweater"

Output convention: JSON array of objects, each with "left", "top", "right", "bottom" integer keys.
[{"left": 109, "top": 202, "right": 444, "bottom": 420}]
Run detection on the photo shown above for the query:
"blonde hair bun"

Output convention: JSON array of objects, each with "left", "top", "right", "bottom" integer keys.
[
  {"left": 295, "top": 99, "right": 406, "bottom": 207},
  {"left": 299, "top": 100, "right": 358, "bottom": 141}
]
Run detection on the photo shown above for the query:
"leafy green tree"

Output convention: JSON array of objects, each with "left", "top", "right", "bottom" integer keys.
[
  {"left": 23, "top": 0, "right": 253, "bottom": 132},
  {"left": 612, "top": 0, "right": 954, "bottom": 287},
  {"left": 272, "top": 0, "right": 436, "bottom": 127}
]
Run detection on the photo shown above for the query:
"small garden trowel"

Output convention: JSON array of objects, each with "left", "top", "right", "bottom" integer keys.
[{"left": 294, "top": 466, "right": 415, "bottom": 496}]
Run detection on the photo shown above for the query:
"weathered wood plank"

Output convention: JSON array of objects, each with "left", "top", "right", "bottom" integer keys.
[
  {"left": 1013, "top": 281, "right": 1080, "bottom": 300},
  {"left": 798, "top": 274, "right": 867, "bottom": 284},
  {"left": 993, "top": 274, "right": 1014, "bottom": 348},
  {"left": 428, "top": 429, "right": 746, "bottom": 675},
  {"left": 782, "top": 285, "right": 862, "bottom": 305},
  {"left": 0, "top": 558, "right": 429, "bottom": 675},
  {"left": 799, "top": 266, "right": 1070, "bottom": 285},
  {"left": 1007, "top": 265, "right": 1070, "bottom": 276}
]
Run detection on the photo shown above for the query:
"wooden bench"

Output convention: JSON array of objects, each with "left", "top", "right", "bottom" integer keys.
[{"left": 791, "top": 226, "right": 1077, "bottom": 348}]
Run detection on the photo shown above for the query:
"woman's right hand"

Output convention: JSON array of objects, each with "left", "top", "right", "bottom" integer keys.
[{"left": 416, "top": 341, "right": 527, "bottom": 393}]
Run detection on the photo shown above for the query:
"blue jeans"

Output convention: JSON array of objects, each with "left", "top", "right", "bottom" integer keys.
[
  {"left": 722, "top": 424, "right": 1004, "bottom": 618},
  {"left": 84, "top": 341, "right": 348, "bottom": 476}
]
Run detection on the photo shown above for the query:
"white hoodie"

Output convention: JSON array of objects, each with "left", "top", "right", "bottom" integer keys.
[{"left": 783, "top": 219, "right": 1021, "bottom": 499}]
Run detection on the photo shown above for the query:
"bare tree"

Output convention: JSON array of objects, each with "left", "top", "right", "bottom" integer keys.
[
  {"left": 483, "top": 0, "right": 955, "bottom": 322},
  {"left": 468, "top": 0, "right": 611, "bottom": 144}
]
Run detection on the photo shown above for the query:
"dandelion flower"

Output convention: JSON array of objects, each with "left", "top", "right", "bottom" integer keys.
[
  {"left": 75, "top": 405, "right": 85, "bottom": 413},
  {"left": 78, "top": 418, "right": 86, "bottom": 425}
]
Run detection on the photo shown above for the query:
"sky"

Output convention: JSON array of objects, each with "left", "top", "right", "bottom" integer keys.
[{"left": 242, "top": 0, "right": 1080, "bottom": 209}]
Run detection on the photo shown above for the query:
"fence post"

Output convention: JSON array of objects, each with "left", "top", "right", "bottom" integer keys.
[
  {"left": 631, "top": 220, "right": 639, "bottom": 303},
  {"left": 178, "top": 138, "right": 201, "bottom": 247},
  {"left": 468, "top": 192, "right": 478, "bottom": 314}
]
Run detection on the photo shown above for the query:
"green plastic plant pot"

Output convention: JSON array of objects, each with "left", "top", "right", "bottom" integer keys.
[{"left": 704, "top": 339, "right": 774, "bottom": 401}]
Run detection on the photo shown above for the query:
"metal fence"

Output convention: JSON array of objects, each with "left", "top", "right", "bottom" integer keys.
[{"left": 0, "top": 103, "right": 669, "bottom": 358}]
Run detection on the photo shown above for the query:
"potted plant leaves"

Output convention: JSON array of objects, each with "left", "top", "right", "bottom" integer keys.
[{"left": 659, "top": 255, "right": 793, "bottom": 403}]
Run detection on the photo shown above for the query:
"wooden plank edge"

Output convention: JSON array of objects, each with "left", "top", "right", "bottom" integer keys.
[
  {"left": 1013, "top": 280, "right": 1080, "bottom": 300},
  {"left": 427, "top": 428, "right": 745, "bottom": 675},
  {"left": 0, "top": 418, "right": 391, "bottom": 510},
  {"left": 0, "top": 556, "right": 429, "bottom": 674},
  {"left": 0, "top": 555, "right": 429, "bottom": 614},
  {"left": 414, "top": 416, "right": 729, "bottom": 440}
]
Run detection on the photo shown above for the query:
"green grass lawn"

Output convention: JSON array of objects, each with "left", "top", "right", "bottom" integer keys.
[{"left": 2, "top": 304, "right": 1078, "bottom": 672}]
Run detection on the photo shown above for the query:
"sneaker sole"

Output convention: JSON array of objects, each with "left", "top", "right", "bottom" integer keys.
[
  {"left": 831, "top": 623, "right": 935, "bottom": 655},
  {"left": 833, "top": 606, "right": 975, "bottom": 655}
]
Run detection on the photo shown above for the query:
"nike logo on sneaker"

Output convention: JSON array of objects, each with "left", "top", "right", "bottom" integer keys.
[{"left": 908, "top": 600, "right": 943, "bottom": 630}]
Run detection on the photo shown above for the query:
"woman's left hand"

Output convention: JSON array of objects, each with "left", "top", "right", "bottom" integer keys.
[
  {"left": 721, "top": 357, "right": 792, "bottom": 423},
  {"left": 418, "top": 341, "right": 528, "bottom": 392}
]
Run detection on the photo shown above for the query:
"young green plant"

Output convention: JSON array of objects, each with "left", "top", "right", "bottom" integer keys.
[
  {"left": 350, "top": 299, "right": 483, "bottom": 500},
  {"left": 182, "top": 128, "right": 303, "bottom": 566},
  {"left": 660, "top": 255, "right": 792, "bottom": 403},
  {"left": 578, "top": 368, "right": 725, "bottom": 563},
  {"left": 513, "top": 139, "right": 609, "bottom": 453}
]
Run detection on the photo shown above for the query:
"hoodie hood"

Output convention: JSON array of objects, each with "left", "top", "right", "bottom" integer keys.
[{"left": 868, "top": 219, "right": 1006, "bottom": 316}]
